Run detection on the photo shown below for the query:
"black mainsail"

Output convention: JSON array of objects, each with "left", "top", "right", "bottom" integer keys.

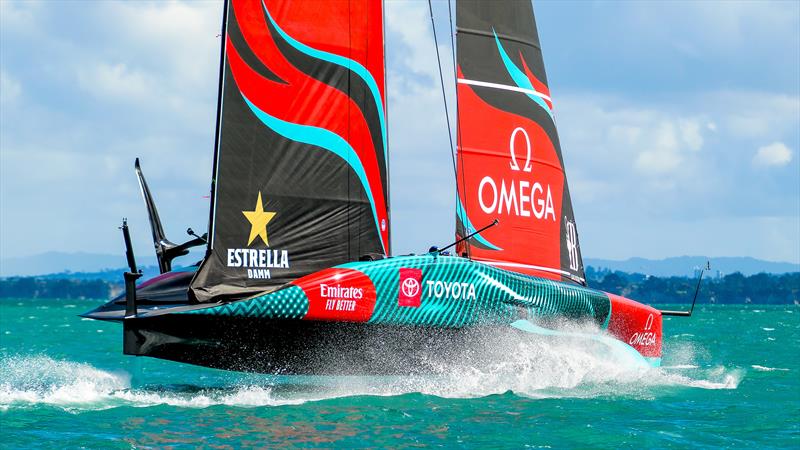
[{"left": 191, "top": 0, "right": 390, "bottom": 302}]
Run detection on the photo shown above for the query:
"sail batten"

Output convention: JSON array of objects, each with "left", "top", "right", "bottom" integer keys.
[
  {"left": 455, "top": 0, "right": 585, "bottom": 285},
  {"left": 458, "top": 27, "right": 542, "bottom": 50},
  {"left": 457, "top": 78, "right": 551, "bottom": 100}
]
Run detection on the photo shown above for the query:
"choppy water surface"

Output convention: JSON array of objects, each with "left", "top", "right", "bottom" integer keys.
[{"left": 1, "top": 299, "right": 798, "bottom": 448}]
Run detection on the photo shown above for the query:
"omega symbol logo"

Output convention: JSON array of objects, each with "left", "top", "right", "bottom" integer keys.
[
  {"left": 644, "top": 314, "right": 654, "bottom": 331},
  {"left": 401, "top": 277, "right": 420, "bottom": 298},
  {"left": 509, "top": 127, "right": 532, "bottom": 172}
]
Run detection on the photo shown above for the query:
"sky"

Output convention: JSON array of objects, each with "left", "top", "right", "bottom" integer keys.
[{"left": 1, "top": 0, "right": 798, "bottom": 264}]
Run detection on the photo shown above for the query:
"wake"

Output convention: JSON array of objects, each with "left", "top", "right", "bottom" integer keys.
[{"left": 0, "top": 328, "right": 742, "bottom": 411}]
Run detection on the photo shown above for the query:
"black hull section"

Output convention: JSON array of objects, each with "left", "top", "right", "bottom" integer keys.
[{"left": 124, "top": 314, "right": 477, "bottom": 375}]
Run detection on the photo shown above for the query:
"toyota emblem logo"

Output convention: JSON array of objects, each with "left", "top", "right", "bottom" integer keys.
[{"left": 401, "top": 277, "right": 420, "bottom": 298}]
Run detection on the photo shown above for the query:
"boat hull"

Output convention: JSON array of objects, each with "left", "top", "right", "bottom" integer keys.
[
  {"left": 123, "top": 315, "right": 514, "bottom": 374},
  {"left": 88, "top": 255, "right": 663, "bottom": 373}
]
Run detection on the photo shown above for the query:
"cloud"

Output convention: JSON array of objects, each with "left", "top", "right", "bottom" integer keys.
[
  {"left": 77, "top": 63, "right": 152, "bottom": 102},
  {"left": 629, "top": 0, "right": 799, "bottom": 50},
  {"left": 753, "top": 142, "right": 793, "bottom": 167},
  {"left": 555, "top": 88, "right": 798, "bottom": 225},
  {"left": 719, "top": 93, "right": 800, "bottom": 139},
  {"left": 0, "top": 0, "right": 220, "bottom": 258},
  {"left": 384, "top": 0, "right": 460, "bottom": 254},
  {"left": 679, "top": 119, "right": 704, "bottom": 151},
  {"left": 632, "top": 120, "right": 704, "bottom": 177},
  {"left": 0, "top": 0, "right": 41, "bottom": 33},
  {"left": 98, "top": 1, "right": 222, "bottom": 90},
  {"left": 0, "top": 70, "right": 22, "bottom": 103},
  {"left": 630, "top": 118, "right": 704, "bottom": 176},
  {"left": 537, "top": 1, "right": 799, "bottom": 100},
  {"left": 385, "top": 0, "right": 439, "bottom": 92},
  {"left": 581, "top": 215, "right": 800, "bottom": 263},
  {"left": 0, "top": 0, "right": 797, "bottom": 264},
  {"left": 556, "top": 95, "right": 710, "bottom": 188}
]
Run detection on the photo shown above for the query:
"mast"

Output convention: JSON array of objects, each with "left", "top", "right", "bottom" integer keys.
[{"left": 206, "top": 0, "right": 231, "bottom": 256}]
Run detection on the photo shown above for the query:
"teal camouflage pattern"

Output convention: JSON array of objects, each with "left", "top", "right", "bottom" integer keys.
[{"left": 181, "top": 255, "right": 611, "bottom": 328}]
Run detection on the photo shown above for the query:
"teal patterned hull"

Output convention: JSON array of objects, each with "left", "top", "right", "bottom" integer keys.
[{"left": 182, "top": 255, "right": 612, "bottom": 329}]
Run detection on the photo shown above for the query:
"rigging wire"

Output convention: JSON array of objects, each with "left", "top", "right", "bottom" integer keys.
[
  {"left": 382, "top": 0, "right": 391, "bottom": 255},
  {"left": 427, "top": 0, "right": 457, "bottom": 180},
  {"left": 446, "top": 0, "right": 470, "bottom": 258},
  {"left": 427, "top": 0, "right": 469, "bottom": 256}
]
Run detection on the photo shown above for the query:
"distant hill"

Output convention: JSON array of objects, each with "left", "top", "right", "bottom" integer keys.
[
  {"left": 0, "top": 252, "right": 145, "bottom": 277},
  {"left": 584, "top": 256, "right": 799, "bottom": 277},
  {"left": 1, "top": 252, "right": 797, "bottom": 278},
  {"left": 36, "top": 266, "right": 162, "bottom": 282},
  {"left": 0, "top": 251, "right": 202, "bottom": 277},
  {"left": 1, "top": 253, "right": 798, "bottom": 304},
  {"left": 2, "top": 267, "right": 797, "bottom": 304}
]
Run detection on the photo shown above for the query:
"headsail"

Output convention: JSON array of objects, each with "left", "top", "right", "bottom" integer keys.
[
  {"left": 192, "top": 0, "right": 389, "bottom": 302},
  {"left": 454, "top": 0, "right": 585, "bottom": 284}
]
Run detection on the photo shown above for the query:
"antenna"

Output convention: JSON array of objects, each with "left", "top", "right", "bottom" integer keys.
[
  {"left": 660, "top": 260, "right": 710, "bottom": 317},
  {"left": 434, "top": 219, "right": 499, "bottom": 255}
]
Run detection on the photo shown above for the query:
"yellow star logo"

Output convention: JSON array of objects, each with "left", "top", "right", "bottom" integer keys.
[{"left": 242, "top": 192, "right": 276, "bottom": 246}]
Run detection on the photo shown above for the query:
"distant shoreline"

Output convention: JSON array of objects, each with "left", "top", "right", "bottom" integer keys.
[{"left": 1, "top": 269, "right": 797, "bottom": 305}]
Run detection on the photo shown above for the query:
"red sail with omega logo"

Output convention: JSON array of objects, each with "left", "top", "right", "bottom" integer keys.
[{"left": 455, "top": 0, "right": 585, "bottom": 285}]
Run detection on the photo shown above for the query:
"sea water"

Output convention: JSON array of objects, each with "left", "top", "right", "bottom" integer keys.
[{"left": 0, "top": 298, "right": 798, "bottom": 448}]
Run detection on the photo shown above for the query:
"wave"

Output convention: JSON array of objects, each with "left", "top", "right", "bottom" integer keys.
[
  {"left": 381, "top": 326, "right": 743, "bottom": 399},
  {"left": 0, "top": 355, "right": 129, "bottom": 409},
  {"left": 0, "top": 328, "right": 742, "bottom": 410},
  {"left": 751, "top": 365, "right": 789, "bottom": 372},
  {"left": 0, "top": 356, "right": 311, "bottom": 411}
]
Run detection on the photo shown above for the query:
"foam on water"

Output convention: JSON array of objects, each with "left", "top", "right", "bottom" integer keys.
[
  {"left": 385, "top": 325, "right": 743, "bottom": 399},
  {"left": 0, "top": 356, "right": 310, "bottom": 410},
  {"left": 0, "top": 326, "right": 742, "bottom": 411},
  {"left": 0, "top": 355, "right": 129, "bottom": 409},
  {"left": 112, "top": 386, "right": 308, "bottom": 408},
  {"left": 751, "top": 365, "right": 789, "bottom": 372}
]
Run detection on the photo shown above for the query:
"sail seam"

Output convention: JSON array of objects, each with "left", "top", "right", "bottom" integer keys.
[{"left": 456, "top": 27, "right": 541, "bottom": 50}]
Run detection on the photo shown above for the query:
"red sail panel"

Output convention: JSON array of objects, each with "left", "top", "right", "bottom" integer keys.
[
  {"left": 268, "top": 0, "right": 386, "bottom": 101},
  {"left": 455, "top": 0, "right": 585, "bottom": 284},
  {"left": 191, "top": 0, "right": 389, "bottom": 302}
]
